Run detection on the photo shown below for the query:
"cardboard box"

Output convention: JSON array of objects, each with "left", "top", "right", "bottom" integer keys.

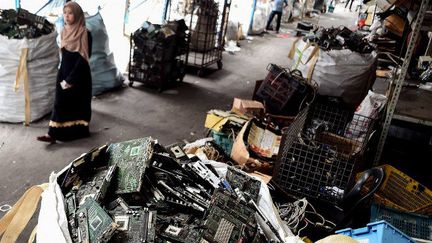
[
  {"left": 230, "top": 120, "right": 279, "bottom": 175},
  {"left": 231, "top": 98, "right": 264, "bottom": 118},
  {"left": 204, "top": 109, "right": 248, "bottom": 132},
  {"left": 384, "top": 14, "right": 405, "bottom": 37}
]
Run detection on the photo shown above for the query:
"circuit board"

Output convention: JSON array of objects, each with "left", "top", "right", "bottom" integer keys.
[
  {"left": 110, "top": 208, "right": 157, "bottom": 243},
  {"left": 76, "top": 198, "right": 117, "bottom": 243},
  {"left": 226, "top": 166, "right": 261, "bottom": 203},
  {"left": 75, "top": 165, "right": 117, "bottom": 205},
  {"left": 202, "top": 190, "right": 257, "bottom": 243},
  {"left": 107, "top": 137, "right": 154, "bottom": 194},
  {"left": 157, "top": 213, "right": 203, "bottom": 243},
  {"left": 58, "top": 144, "right": 108, "bottom": 190}
]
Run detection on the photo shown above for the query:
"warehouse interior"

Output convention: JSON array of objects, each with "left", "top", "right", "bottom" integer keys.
[{"left": 0, "top": 0, "right": 431, "bottom": 242}]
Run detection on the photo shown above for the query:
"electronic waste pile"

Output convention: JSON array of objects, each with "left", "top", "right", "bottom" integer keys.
[
  {"left": 0, "top": 8, "right": 54, "bottom": 39},
  {"left": 58, "top": 136, "right": 282, "bottom": 243}
]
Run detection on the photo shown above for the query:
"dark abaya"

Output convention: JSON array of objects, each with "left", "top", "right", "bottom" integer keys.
[{"left": 48, "top": 31, "right": 92, "bottom": 141}]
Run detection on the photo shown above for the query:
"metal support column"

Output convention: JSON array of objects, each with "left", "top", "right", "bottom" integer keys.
[
  {"left": 373, "top": 0, "right": 431, "bottom": 165},
  {"left": 162, "top": 0, "right": 170, "bottom": 23}
]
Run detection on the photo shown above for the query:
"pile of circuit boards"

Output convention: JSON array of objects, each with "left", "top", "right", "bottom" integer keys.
[
  {"left": 58, "top": 137, "right": 271, "bottom": 243},
  {"left": 0, "top": 8, "right": 54, "bottom": 39},
  {"left": 129, "top": 20, "right": 189, "bottom": 89},
  {"left": 304, "top": 26, "right": 374, "bottom": 53}
]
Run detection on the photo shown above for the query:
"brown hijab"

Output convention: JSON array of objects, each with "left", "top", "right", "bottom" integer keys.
[{"left": 61, "top": 2, "right": 89, "bottom": 62}]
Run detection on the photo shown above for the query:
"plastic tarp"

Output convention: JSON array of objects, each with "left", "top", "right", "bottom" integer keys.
[
  {"left": 0, "top": 31, "right": 58, "bottom": 123},
  {"left": 85, "top": 12, "right": 124, "bottom": 96},
  {"left": 289, "top": 39, "right": 377, "bottom": 107}
]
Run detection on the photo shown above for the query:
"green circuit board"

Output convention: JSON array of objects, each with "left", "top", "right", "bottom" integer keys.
[
  {"left": 107, "top": 137, "right": 154, "bottom": 194},
  {"left": 76, "top": 198, "right": 117, "bottom": 243}
]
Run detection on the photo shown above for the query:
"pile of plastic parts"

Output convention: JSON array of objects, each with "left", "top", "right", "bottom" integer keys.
[
  {"left": 59, "top": 136, "right": 283, "bottom": 243},
  {"left": 304, "top": 26, "right": 374, "bottom": 53},
  {"left": 0, "top": 8, "right": 54, "bottom": 39}
]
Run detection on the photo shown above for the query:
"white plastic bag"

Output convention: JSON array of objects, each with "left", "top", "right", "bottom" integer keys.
[
  {"left": 249, "top": 2, "right": 270, "bottom": 35},
  {"left": 289, "top": 39, "right": 377, "bottom": 107},
  {"left": 345, "top": 90, "right": 387, "bottom": 141},
  {"left": 37, "top": 172, "right": 72, "bottom": 243},
  {"left": 0, "top": 32, "right": 58, "bottom": 123}
]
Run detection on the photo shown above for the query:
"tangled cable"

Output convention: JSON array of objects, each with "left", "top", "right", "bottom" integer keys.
[
  {"left": 277, "top": 198, "right": 308, "bottom": 232},
  {"left": 277, "top": 198, "right": 336, "bottom": 236},
  {"left": 203, "top": 144, "right": 222, "bottom": 161}
]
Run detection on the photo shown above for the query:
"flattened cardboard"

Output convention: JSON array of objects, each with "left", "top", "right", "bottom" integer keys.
[{"left": 231, "top": 98, "right": 265, "bottom": 118}]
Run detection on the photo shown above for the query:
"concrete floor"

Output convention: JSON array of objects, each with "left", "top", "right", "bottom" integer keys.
[{"left": 0, "top": 4, "right": 358, "bottom": 237}]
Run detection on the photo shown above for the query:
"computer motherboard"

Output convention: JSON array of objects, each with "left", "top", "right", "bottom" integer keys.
[
  {"left": 202, "top": 190, "right": 258, "bottom": 243},
  {"left": 107, "top": 137, "right": 154, "bottom": 194},
  {"left": 76, "top": 198, "right": 117, "bottom": 243},
  {"left": 226, "top": 166, "right": 261, "bottom": 203}
]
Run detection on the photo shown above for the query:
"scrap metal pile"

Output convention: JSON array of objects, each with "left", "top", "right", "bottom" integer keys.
[
  {"left": 0, "top": 8, "right": 54, "bottom": 39},
  {"left": 304, "top": 26, "right": 374, "bottom": 53},
  {"left": 59, "top": 137, "right": 278, "bottom": 243}
]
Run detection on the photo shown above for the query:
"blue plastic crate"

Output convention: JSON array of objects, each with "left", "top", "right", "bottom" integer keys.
[
  {"left": 336, "top": 220, "right": 416, "bottom": 243},
  {"left": 371, "top": 204, "right": 432, "bottom": 240}
]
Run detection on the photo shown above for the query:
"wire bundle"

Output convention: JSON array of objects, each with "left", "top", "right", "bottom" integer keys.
[{"left": 277, "top": 198, "right": 336, "bottom": 236}]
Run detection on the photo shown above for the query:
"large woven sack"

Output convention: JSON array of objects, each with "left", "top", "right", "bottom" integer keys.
[
  {"left": 289, "top": 38, "right": 377, "bottom": 107},
  {"left": 0, "top": 31, "right": 58, "bottom": 124}
]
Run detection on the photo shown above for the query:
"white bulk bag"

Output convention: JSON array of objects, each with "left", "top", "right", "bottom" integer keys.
[
  {"left": 289, "top": 38, "right": 377, "bottom": 107},
  {"left": 0, "top": 31, "right": 58, "bottom": 124}
]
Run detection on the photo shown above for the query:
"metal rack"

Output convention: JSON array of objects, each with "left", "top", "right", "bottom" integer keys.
[
  {"left": 373, "top": 0, "right": 431, "bottom": 165},
  {"left": 163, "top": 0, "right": 231, "bottom": 76},
  {"left": 274, "top": 101, "right": 376, "bottom": 204},
  {"left": 188, "top": 0, "right": 231, "bottom": 76}
]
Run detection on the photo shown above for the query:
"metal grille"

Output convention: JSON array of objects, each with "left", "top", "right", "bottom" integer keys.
[{"left": 274, "top": 101, "right": 375, "bottom": 203}]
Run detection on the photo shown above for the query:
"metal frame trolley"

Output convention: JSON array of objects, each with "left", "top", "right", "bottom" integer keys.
[
  {"left": 128, "top": 20, "right": 189, "bottom": 91},
  {"left": 186, "top": 0, "right": 231, "bottom": 76}
]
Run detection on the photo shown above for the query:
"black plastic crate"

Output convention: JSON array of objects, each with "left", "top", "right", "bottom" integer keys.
[
  {"left": 273, "top": 101, "right": 375, "bottom": 204},
  {"left": 255, "top": 64, "right": 313, "bottom": 116}
]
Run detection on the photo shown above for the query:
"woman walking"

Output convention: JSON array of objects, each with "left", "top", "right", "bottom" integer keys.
[{"left": 37, "top": 2, "right": 92, "bottom": 143}]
